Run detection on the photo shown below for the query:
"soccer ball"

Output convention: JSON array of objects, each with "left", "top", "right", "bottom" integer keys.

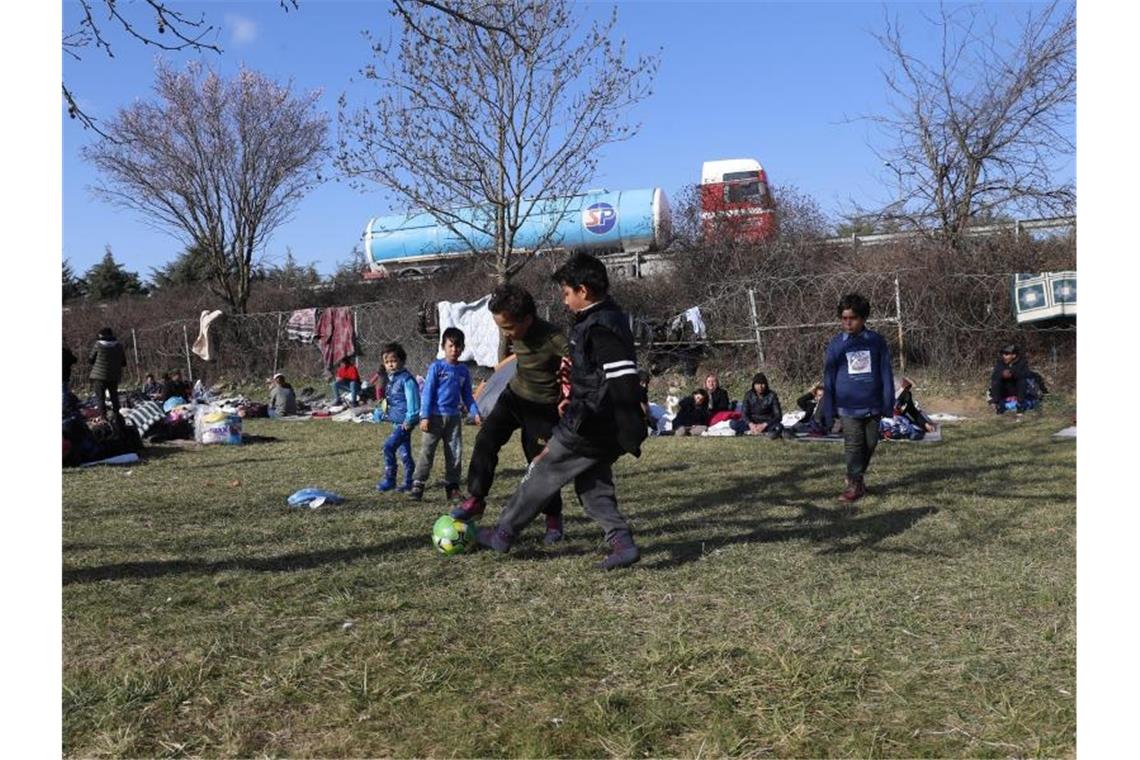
[{"left": 432, "top": 514, "right": 476, "bottom": 556}]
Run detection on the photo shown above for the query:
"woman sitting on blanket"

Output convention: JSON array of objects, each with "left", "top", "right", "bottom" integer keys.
[
  {"left": 788, "top": 382, "right": 829, "bottom": 436},
  {"left": 732, "top": 373, "right": 784, "bottom": 438},
  {"left": 673, "top": 388, "right": 711, "bottom": 436},
  {"left": 895, "top": 377, "right": 936, "bottom": 433}
]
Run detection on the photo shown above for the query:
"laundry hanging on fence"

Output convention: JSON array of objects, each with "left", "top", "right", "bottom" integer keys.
[
  {"left": 315, "top": 307, "right": 358, "bottom": 370},
  {"left": 191, "top": 309, "right": 225, "bottom": 360},
  {"left": 286, "top": 308, "right": 318, "bottom": 343},
  {"left": 436, "top": 295, "right": 499, "bottom": 368},
  {"left": 670, "top": 306, "right": 707, "bottom": 340}
]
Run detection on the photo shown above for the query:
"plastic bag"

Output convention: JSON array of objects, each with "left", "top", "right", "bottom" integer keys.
[
  {"left": 287, "top": 488, "right": 346, "bottom": 509},
  {"left": 195, "top": 405, "right": 243, "bottom": 445}
]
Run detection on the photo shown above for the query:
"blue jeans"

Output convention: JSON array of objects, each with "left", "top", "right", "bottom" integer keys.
[
  {"left": 331, "top": 380, "right": 360, "bottom": 405},
  {"left": 383, "top": 424, "right": 415, "bottom": 480}
]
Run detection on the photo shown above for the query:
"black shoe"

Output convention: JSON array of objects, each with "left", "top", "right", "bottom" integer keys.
[
  {"left": 445, "top": 484, "right": 462, "bottom": 501},
  {"left": 409, "top": 481, "right": 425, "bottom": 501}
]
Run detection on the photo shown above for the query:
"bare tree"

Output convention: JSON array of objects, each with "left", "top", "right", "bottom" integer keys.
[
  {"left": 863, "top": 1, "right": 1075, "bottom": 248},
  {"left": 82, "top": 61, "right": 328, "bottom": 314},
  {"left": 337, "top": 0, "right": 659, "bottom": 284},
  {"left": 63, "top": 0, "right": 299, "bottom": 134}
]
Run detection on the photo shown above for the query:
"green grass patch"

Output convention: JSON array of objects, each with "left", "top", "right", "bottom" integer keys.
[{"left": 63, "top": 401, "right": 1075, "bottom": 757}]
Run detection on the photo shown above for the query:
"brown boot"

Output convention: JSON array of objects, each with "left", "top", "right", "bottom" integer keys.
[{"left": 838, "top": 477, "right": 862, "bottom": 503}]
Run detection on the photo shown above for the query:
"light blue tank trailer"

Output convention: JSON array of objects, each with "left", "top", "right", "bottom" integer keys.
[{"left": 363, "top": 188, "right": 671, "bottom": 274}]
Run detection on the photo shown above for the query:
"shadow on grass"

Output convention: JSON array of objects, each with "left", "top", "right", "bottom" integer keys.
[
  {"left": 641, "top": 504, "right": 940, "bottom": 568},
  {"left": 63, "top": 533, "right": 426, "bottom": 585}
]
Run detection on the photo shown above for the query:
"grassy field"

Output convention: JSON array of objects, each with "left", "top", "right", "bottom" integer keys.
[{"left": 62, "top": 399, "right": 1076, "bottom": 758}]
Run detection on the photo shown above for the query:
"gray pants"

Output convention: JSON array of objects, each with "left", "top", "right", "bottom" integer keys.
[
  {"left": 841, "top": 415, "right": 881, "bottom": 478},
  {"left": 413, "top": 414, "right": 463, "bottom": 486},
  {"left": 497, "top": 435, "right": 631, "bottom": 541}
]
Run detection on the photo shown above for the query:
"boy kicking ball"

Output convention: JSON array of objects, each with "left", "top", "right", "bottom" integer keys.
[{"left": 477, "top": 253, "right": 647, "bottom": 570}]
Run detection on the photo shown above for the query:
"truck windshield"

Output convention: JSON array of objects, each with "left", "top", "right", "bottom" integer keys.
[{"left": 725, "top": 181, "right": 770, "bottom": 204}]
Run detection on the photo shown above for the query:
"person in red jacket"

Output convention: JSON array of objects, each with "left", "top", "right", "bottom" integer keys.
[{"left": 331, "top": 356, "right": 362, "bottom": 406}]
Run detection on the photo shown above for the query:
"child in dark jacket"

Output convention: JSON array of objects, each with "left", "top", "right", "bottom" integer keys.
[
  {"left": 822, "top": 293, "right": 895, "bottom": 504},
  {"left": 895, "top": 377, "right": 936, "bottom": 433},
  {"left": 452, "top": 284, "right": 570, "bottom": 544},
  {"left": 988, "top": 344, "right": 1041, "bottom": 414},
  {"left": 376, "top": 342, "right": 421, "bottom": 493},
  {"left": 477, "top": 253, "right": 647, "bottom": 570},
  {"left": 412, "top": 328, "right": 479, "bottom": 501},
  {"left": 733, "top": 373, "right": 784, "bottom": 438},
  {"left": 673, "top": 388, "right": 711, "bottom": 436}
]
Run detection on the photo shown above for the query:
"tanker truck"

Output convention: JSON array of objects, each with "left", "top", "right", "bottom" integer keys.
[{"left": 362, "top": 158, "right": 773, "bottom": 278}]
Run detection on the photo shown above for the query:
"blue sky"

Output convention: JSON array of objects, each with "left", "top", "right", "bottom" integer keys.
[{"left": 61, "top": 0, "right": 1074, "bottom": 279}]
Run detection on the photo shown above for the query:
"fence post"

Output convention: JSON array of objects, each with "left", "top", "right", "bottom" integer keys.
[
  {"left": 182, "top": 324, "right": 194, "bottom": 382},
  {"left": 131, "top": 328, "right": 141, "bottom": 385},
  {"left": 893, "top": 274, "right": 906, "bottom": 372},
  {"left": 747, "top": 288, "right": 766, "bottom": 365},
  {"left": 273, "top": 313, "right": 283, "bottom": 378}
]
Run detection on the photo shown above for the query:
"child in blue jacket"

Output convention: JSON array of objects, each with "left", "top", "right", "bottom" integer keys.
[
  {"left": 376, "top": 342, "right": 420, "bottom": 493},
  {"left": 821, "top": 293, "right": 895, "bottom": 504},
  {"left": 411, "top": 328, "right": 479, "bottom": 501}
]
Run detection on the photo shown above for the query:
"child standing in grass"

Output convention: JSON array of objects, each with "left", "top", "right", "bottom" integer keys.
[
  {"left": 477, "top": 253, "right": 647, "bottom": 570},
  {"left": 411, "top": 327, "right": 478, "bottom": 501},
  {"left": 376, "top": 342, "right": 420, "bottom": 493},
  {"left": 821, "top": 293, "right": 895, "bottom": 504},
  {"left": 452, "top": 283, "right": 570, "bottom": 544}
]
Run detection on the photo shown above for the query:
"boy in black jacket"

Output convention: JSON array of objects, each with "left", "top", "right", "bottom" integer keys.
[{"left": 477, "top": 253, "right": 647, "bottom": 570}]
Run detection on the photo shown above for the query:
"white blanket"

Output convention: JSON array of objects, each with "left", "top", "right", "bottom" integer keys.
[{"left": 436, "top": 295, "right": 499, "bottom": 368}]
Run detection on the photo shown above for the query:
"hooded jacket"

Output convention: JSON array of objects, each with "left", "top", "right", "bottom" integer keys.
[
  {"left": 88, "top": 339, "right": 127, "bottom": 384},
  {"left": 990, "top": 355, "right": 1030, "bottom": 403}
]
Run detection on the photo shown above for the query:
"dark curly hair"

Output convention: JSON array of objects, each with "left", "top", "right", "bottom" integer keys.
[
  {"left": 837, "top": 293, "right": 871, "bottom": 319},
  {"left": 381, "top": 342, "right": 407, "bottom": 363},
  {"left": 488, "top": 283, "right": 537, "bottom": 320}
]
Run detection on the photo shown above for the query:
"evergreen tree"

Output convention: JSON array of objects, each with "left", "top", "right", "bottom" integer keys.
[
  {"left": 150, "top": 244, "right": 213, "bottom": 290},
  {"left": 83, "top": 246, "right": 148, "bottom": 301},
  {"left": 62, "top": 258, "right": 85, "bottom": 301}
]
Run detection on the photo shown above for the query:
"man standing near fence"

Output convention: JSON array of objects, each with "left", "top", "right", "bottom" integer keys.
[{"left": 821, "top": 293, "right": 895, "bottom": 505}]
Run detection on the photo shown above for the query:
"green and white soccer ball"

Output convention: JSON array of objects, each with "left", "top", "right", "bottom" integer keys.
[{"left": 432, "top": 514, "right": 476, "bottom": 556}]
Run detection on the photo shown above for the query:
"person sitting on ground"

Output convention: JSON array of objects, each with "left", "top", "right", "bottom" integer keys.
[
  {"left": 163, "top": 369, "right": 192, "bottom": 403},
  {"left": 732, "top": 372, "right": 784, "bottom": 438},
  {"left": 331, "top": 356, "right": 362, "bottom": 406},
  {"left": 268, "top": 373, "right": 298, "bottom": 417},
  {"left": 895, "top": 377, "right": 936, "bottom": 433},
  {"left": 673, "top": 388, "right": 711, "bottom": 436},
  {"left": 988, "top": 344, "right": 1039, "bottom": 414},
  {"left": 88, "top": 327, "right": 127, "bottom": 422},
  {"left": 704, "top": 373, "right": 732, "bottom": 413},
  {"left": 141, "top": 373, "right": 164, "bottom": 400},
  {"left": 789, "top": 382, "right": 828, "bottom": 435}
]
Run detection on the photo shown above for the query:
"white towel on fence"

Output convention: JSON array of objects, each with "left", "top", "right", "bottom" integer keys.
[
  {"left": 436, "top": 295, "right": 499, "bottom": 368},
  {"left": 192, "top": 309, "right": 225, "bottom": 360}
]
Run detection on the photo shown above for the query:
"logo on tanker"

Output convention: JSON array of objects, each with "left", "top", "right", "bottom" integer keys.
[{"left": 583, "top": 202, "right": 617, "bottom": 234}]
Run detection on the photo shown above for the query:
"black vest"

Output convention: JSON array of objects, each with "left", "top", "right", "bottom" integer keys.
[{"left": 562, "top": 299, "right": 636, "bottom": 441}]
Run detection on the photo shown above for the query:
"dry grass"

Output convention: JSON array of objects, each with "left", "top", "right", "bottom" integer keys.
[{"left": 63, "top": 396, "right": 1075, "bottom": 757}]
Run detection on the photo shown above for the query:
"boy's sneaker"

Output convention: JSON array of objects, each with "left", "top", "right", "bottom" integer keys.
[
  {"left": 450, "top": 496, "right": 485, "bottom": 521},
  {"left": 543, "top": 515, "right": 565, "bottom": 544},
  {"left": 476, "top": 525, "right": 514, "bottom": 553},
  {"left": 445, "top": 484, "right": 463, "bottom": 501},
  {"left": 838, "top": 477, "right": 864, "bottom": 504},
  {"left": 598, "top": 530, "right": 640, "bottom": 570},
  {"left": 376, "top": 467, "right": 397, "bottom": 492},
  {"left": 409, "top": 481, "right": 425, "bottom": 501}
]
